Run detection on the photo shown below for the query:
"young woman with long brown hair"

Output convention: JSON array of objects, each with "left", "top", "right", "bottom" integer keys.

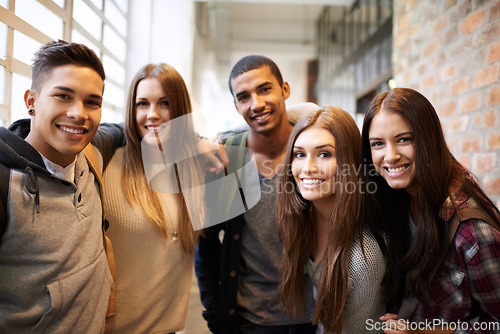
[
  {"left": 361, "top": 88, "right": 500, "bottom": 333},
  {"left": 103, "top": 63, "right": 205, "bottom": 333},
  {"left": 277, "top": 106, "right": 387, "bottom": 333}
]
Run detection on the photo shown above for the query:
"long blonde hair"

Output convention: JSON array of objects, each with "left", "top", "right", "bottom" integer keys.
[
  {"left": 277, "top": 106, "right": 362, "bottom": 332},
  {"left": 122, "top": 63, "right": 204, "bottom": 253}
]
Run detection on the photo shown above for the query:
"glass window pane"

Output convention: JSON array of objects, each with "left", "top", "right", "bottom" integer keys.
[
  {"left": 101, "top": 105, "right": 124, "bottom": 123},
  {"left": 13, "top": 31, "right": 42, "bottom": 66},
  {"left": 90, "top": 0, "right": 103, "bottom": 10},
  {"left": 0, "top": 22, "right": 6, "bottom": 60},
  {"left": 103, "top": 54, "right": 125, "bottom": 84},
  {"left": 53, "top": 0, "right": 65, "bottom": 7},
  {"left": 0, "top": 0, "right": 7, "bottom": 9},
  {"left": 15, "top": 0, "right": 63, "bottom": 40},
  {"left": 11, "top": 73, "right": 31, "bottom": 123},
  {"left": 103, "top": 81, "right": 124, "bottom": 110},
  {"left": 74, "top": 0, "right": 102, "bottom": 40},
  {"left": 105, "top": 1, "right": 127, "bottom": 36},
  {"left": 103, "top": 25, "right": 125, "bottom": 62},
  {"left": 114, "top": 0, "right": 128, "bottom": 14},
  {"left": 71, "top": 29, "right": 101, "bottom": 56},
  {"left": 0, "top": 65, "right": 5, "bottom": 104}
]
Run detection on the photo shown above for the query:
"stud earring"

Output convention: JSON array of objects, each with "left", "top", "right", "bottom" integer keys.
[{"left": 28, "top": 108, "right": 35, "bottom": 116}]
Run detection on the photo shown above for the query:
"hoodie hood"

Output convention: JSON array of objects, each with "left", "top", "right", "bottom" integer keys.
[{"left": 0, "top": 118, "right": 47, "bottom": 173}]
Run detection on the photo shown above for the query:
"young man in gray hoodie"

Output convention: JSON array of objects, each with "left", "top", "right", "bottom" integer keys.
[{"left": 0, "top": 40, "right": 120, "bottom": 333}]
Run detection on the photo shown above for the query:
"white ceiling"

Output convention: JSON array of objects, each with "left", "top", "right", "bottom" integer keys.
[
  {"left": 196, "top": 0, "right": 353, "bottom": 65},
  {"left": 195, "top": 0, "right": 353, "bottom": 5}
]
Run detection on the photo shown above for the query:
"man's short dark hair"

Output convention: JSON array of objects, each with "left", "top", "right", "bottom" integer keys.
[
  {"left": 31, "top": 40, "right": 105, "bottom": 91},
  {"left": 228, "top": 55, "right": 283, "bottom": 97}
]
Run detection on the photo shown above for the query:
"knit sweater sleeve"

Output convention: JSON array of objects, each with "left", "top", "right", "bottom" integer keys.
[{"left": 342, "top": 230, "right": 386, "bottom": 334}]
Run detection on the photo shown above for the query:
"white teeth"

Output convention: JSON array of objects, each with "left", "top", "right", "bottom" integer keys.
[
  {"left": 60, "top": 126, "right": 84, "bottom": 134},
  {"left": 302, "top": 179, "right": 324, "bottom": 184},
  {"left": 387, "top": 166, "right": 406, "bottom": 173},
  {"left": 255, "top": 113, "right": 270, "bottom": 120}
]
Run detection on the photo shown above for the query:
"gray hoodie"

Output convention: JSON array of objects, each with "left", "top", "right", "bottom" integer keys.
[{"left": 0, "top": 119, "right": 122, "bottom": 333}]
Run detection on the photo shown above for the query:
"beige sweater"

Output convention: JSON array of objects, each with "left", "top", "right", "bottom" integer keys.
[{"left": 103, "top": 148, "right": 193, "bottom": 333}]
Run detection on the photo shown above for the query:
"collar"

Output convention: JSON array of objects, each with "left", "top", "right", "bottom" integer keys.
[{"left": 40, "top": 154, "right": 76, "bottom": 183}]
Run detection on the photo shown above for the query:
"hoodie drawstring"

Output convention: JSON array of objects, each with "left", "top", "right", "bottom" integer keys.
[{"left": 24, "top": 167, "right": 40, "bottom": 213}]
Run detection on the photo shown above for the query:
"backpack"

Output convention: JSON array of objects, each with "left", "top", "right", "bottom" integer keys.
[
  {"left": 83, "top": 144, "right": 117, "bottom": 318},
  {"left": 397, "top": 207, "right": 500, "bottom": 319}
]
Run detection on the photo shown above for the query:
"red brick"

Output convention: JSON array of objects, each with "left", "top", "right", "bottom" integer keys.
[
  {"left": 440, "top": 65, "right": 457, "bottom": 81},
  {"left": 490, "top": 0, "right": 500, "bottom": 22},
  {"left": 488, "top": 132, "right": 500, "bottom": 151},
  {"left": 445, "top": 115, "right": 469, "bottom": 134},
  {"left": 399, "top": 13, "right": 409, "bottom": 30},
  {"left": 423, "top": 40, "right": 439, "bottom": 58},
  {"left": 483, "top": 176, "right": 500, "bottom": 195},
  {"left": 461, "top": 135, "right": 481, "bottom": 152},
  {"left": 431, "top": 52, "right": 447, "bottom": 68},
  {"left": 473, "top": 64, "right": 499, "bottom": 88},
  {"left": 439, "top": 100, "right": 457, "bottom": 117},
  {"left": 451, "top": 78, "right": 469, "bottom": 96},
  {"left": 447, "top": 137, "right": 458, "bottom": 152},
  {"left": 449, "top": 37, "right": 472, "bottom": 62},
  {"left": 408, "top": 0, "right": 419, "bottom": 11},
  {"left": 421, "top": 76, "right": 436, "bottom": 89},
  {"left": 433, "top": 16, "right": 448, "bottom": 34},
  {"left": 474, "top": 110, "right": 498, "bottom": 128},
  {"left": 487, "top": 86, "right": 500, "bottom": 106},
  {"left": 419, "top": 64, "right": 427, "bottom": 75},
  {"left": 460, "top": 92, "right": 482, "bottom": 113},
  {"left": 456, "top": 155, "right": 471, "bottom": 169},
  {"left": 441, "top": 26, "right": 459, "bottom": 47},
  {"left": 446, "top": 0, "right": 457, "bottom": 10},
  {"left": 460, "top": 9, "right": 485, "bottom": 35},
  {"left": 488, "top": 41, "right": 500, "bottom": 63},
  {"left": 480, "top": 23, "right": 500, "bottom": 45},
  {"left": 474, "top": 153, "right": 496, "bottom": 173}
]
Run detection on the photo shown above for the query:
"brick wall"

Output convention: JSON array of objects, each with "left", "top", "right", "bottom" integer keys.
[{"left": 393, "top": 0, "right": 500, "bottom": 207}]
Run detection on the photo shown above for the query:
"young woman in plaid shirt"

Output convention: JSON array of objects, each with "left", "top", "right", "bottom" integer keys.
[{"left": 360, "top": 88, "right": 500, "bottom": 333}]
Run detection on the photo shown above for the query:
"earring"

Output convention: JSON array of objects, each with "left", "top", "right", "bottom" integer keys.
[{"left": 28, "top": 107, "right": 35, "bottom": 116}]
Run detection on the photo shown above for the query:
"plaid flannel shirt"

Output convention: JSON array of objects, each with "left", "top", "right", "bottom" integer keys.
[{"left": 411, "top": 192, "right": 500, "bottom": 333}]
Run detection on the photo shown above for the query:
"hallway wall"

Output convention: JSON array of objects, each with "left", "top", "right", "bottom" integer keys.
[{"left": 393, "top": 0, "right": 500, "bottom": 205}]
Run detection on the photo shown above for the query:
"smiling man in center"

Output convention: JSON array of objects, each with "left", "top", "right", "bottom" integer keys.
[{"left": 195, "top": 55, "right": 316, "bottom": 334}]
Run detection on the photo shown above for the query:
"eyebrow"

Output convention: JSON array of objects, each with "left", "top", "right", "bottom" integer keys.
[
  {"left": 293, "top": 144, "right": 336, "bottom": 150},
  {"left": 54, "top": 86, "right": 103, "bottom": 100},
  {"left": 235, "top": 81, "right": 272, "bottom": 100},
  {"left": 369, "top": 131, "right": 413, "bottom": 141}
]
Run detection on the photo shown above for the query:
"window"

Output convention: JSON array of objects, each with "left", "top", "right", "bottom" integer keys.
[{"left": 0, "top": 0, "right": 129, "bottom": 126}]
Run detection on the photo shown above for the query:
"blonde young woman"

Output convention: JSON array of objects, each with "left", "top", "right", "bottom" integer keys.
[
  {"left": 103, "top": 63, "right": 205, "bottom": 333},
  {"left": 277, "top": 106, "right": 387, "bottom": 333}
]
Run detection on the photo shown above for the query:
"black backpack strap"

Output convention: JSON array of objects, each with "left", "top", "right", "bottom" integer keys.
[{"left": 0, "top": 164, "right": 11, "bottom": 246}]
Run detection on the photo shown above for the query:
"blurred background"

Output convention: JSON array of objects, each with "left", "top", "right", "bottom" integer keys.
[
  {"left": 0, "top": 0, "right": 498, "bottom": 203},
  {"left": 0, "top": 1, "right": 499, "bottom": 331}
]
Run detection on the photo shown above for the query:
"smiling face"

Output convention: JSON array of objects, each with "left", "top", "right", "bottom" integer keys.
[
  {"left": 25, "top": 64, "right": 103, "bottom": 167},
  {"left": 292, "top": 126, "right": 338, "bottom": 205},
  {"left": 368, "top": 109, "right": 418, "bottom": 197},
  {"left": 230, "top": 66, "right": 290, "bottom": 135},
  {"left": 135, "top": 77, "right": 172, "bottom": 140}
]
